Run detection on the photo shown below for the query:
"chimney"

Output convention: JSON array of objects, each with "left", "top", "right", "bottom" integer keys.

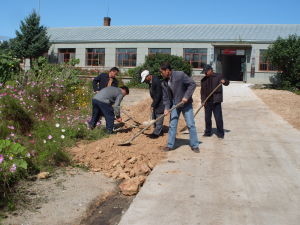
[{"left": 103, "top": 17, "right": 111, "bottom": 26}]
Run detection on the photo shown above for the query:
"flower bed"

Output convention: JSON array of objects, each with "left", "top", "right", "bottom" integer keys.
[{"left": 0, "top": 61, "right": 107, "bottom": 205}]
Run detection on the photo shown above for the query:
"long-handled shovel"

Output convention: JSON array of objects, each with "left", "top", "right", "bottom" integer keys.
[
  {"left": 180, "top": 83, "right": 222, "bottom": 133},
  {"left": 118, "top": 102, "right": 184, "bottom": 146},
  {"left": 122, "top": 110, "right": 142, "bottom": 126}
]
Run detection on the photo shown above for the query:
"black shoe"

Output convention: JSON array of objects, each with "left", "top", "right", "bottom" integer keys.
[
  {"left": 203, "top": 133, "right": 212, "bottom": 137},
  {"left": 191, "top": 147, "right": 200, "bottom": 153},
  {"left": 149, "top": 133, "right": 160, "bottom": 139},
  {"left": 161, "top": 146, "right": 173, "bottom": 152},
  {"left": 217, "top": 134, "right": 224, "bottom": 139},
  {"left": 87, "top": 122, "right": 95, "bottom": 130}
]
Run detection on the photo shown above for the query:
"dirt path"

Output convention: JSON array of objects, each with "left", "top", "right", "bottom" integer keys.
[
  {"left": 118, "top": 83, "right": 300, "bottom": 225},
  {"left": 252, "top": 88, "right": 300, "bottom": 130}
]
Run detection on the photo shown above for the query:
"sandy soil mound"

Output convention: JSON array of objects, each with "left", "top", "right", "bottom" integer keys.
[{"left": 69, "top": 99, "right": 186, "bottom": 182}]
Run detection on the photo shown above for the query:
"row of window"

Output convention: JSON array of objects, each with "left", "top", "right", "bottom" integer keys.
[
  {"left": 57, "top": 48, "right": 275, "bottom": 71},
  {"left": 57, "top": 48, "right": 208, "bottom": 69}
]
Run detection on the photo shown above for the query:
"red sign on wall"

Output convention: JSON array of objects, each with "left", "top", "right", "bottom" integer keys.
[{"left": 222, "top": 49, "right": 236, "bottom": 55}]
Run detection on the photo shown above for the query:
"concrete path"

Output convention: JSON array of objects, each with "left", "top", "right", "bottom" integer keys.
[{"left": 118, "top": 83, "right": 300, "bottom": 225}]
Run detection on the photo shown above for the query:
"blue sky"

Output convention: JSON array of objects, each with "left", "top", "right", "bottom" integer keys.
[{"left": 1, "top": 0, "right": 300, "bottom": 37}]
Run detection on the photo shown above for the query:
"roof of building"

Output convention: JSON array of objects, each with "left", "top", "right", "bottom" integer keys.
[
  {"left": 47, "top": 24, "right": 300, "bottom": 43},
  {"left": 0, "top": 36, "right": 9, "bottom": 41}
]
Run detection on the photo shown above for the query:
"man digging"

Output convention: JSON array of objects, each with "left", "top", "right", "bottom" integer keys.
[
  {"left": 160, "top": 62, "right": 200, "bottom": 153},
  {"left": 201, "top": 64, "right": 230, "bottom": 139},
  {"left": 140, "top": 70, "right": 165, "bottom": 139},
  {"left": 88, "top": 86, "right": 129, "bottom": 134}
]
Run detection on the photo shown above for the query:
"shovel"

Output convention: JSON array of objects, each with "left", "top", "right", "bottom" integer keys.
[
  {"left": 180, "top": 83, "right": 222, "bottom": 133},
  {"left": 122, "top": 110, "right": 142, "bottom": 126},
  {"left": 118, "top": 102, "right": 184, "bottom": 146}
]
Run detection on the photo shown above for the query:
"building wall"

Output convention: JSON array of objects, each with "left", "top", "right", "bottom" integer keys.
[
  {"left": 49, "top": 42, "right": 277, "bottom": 84},
  {"left": 245, "top": 43, "right": 276, "bottom": 84}
]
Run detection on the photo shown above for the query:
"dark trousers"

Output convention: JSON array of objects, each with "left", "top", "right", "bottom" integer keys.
[
  {"left": 204, "top": 102, "right": 224, "bottom": 136},
  {"left": 152, "top": 111, "right": 164, "bottom": 136},
  {"left": 89, "top": 99, "right": 115, "bottom": 133}
]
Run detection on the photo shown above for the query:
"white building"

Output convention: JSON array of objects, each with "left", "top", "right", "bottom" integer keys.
[{"left": 47, "top": 18, "right": 300, "bottom": 84}]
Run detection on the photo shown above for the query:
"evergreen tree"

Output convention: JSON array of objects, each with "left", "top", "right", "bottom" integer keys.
[{"left": 11, "top": 10, "right": 50, "bottom": 64}]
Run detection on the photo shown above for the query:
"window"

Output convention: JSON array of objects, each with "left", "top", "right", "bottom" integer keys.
[
  {"left": 86, "top": 48, "right": 105, "bottom": 66},
  {"left": 184, "top": 48, "right": 207, "bottom": 68},
  {"left": 116, "top": 48, "right": 137, "bottom": 67},
  {"left": 259, "top": 50, "right": 276, "bottom": 71},
  {"left": 148, "top": 48, "right": 171, "bottom": 55},
  {"left": 58, "top": 48, "right": 76, "bottom": 63}
]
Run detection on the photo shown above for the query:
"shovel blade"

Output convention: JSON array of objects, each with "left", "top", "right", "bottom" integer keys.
[{"left": 118, "top": 141, "right": 132, "bottom": 146}]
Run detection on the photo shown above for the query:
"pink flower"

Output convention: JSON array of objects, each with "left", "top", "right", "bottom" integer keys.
[
  {"left": 7, "top": 125, "right": 15, "bottom": 130},
  {"left": 0, "top": 154, "right": 4, "bottom": 164},
  {"left": 48, "top": 135, "right": 53, "bottom": 140},
  {"left": 10, "top": 164, "right": 17, "bottom": 173}
]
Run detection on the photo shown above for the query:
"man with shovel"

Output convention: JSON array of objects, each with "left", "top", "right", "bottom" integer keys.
[
  {"left": 140, "top": 70, "right": 165, "bottom": 139},
  {"left": 160, "top": 62, "right": 199, "bottom": 153},
  {"left": 88, "top": 86, "right": 129, "bottom": 134},
  {"left": 201, "top": 65, "right": 229, "bottom": 139}
]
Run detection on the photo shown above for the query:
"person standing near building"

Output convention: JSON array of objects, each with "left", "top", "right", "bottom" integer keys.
[
  {"left": 160, "top": 62, "right": 199, "bottom": 153},
  {"left": 140, "top": 70, "right": 165, "bottom": 138},
  {"left": 88, "top": 86, "right": 129, "bottom": 134},
  {"left": 201, "top": 65, "right": 230, "bottom": 139},
  {"left": 92, "top": 67, "right": 119, "bottom": 92}
]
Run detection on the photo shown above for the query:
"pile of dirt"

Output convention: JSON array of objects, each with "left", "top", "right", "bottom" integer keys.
[
  {"left": 253, "top": 89, "right": 300, "bottom": 130},
  {"left": 69, "top": 98, "right": 186, "bottom": 195}
]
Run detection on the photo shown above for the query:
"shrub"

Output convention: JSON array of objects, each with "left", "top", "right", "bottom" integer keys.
[
  {"left": 127, "top": 54, "right": 192, "bottom": 87},
  {"left": 266, "top": 34, "right": 300, "bottom": 91},
  {"left": 0, "top": 140, "right": 31, "bottom": 199},
  {"left": 0, "top": 95, "right": 34, "bottom": 133},
  {"left": 0, "top": 54, "right": 20, "bottom": 85}
]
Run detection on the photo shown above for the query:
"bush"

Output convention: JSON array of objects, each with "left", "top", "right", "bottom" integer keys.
[
  {"left": 266, "top": 35, "right": 300, "bottom": 91},
  {"left": 0, "top": 95, "right": 34, "bottom": 133},
  {"left": 0, "top": 54, "right": 20, "bottom": 85},
  {"left": 0, "top": 140, "right": 31, "bottom": 200},
  {"left": 127, "top": 54, "right": 192, "bottom": 87}
]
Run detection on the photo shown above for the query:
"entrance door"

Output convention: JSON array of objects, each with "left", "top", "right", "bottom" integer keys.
[
  {"left": 218, "top": 48, "right": 247, "bottom": 81},
  {"left": 222, "top": 55, "right": 245, "bottom": 81}
]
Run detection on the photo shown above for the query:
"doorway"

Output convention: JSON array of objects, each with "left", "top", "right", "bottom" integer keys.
[
  {"left": 215, "top": 48, "right": 249, "bottom": 82},
  {"left": 221, "top": 55, "right": 245, "bottom": 81}
]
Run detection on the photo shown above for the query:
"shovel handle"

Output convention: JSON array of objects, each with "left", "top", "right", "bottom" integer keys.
[
  {"left": 126, "top": 102, "right": 184, "bottom": 143},
  {"left": 194, "top": 83, "right": 222, "bottom": 117},
  {"left": 122, "top": 110, "right": 142, "bottom": 125},
  {"left": 180, "top": 83, "right": 222, "bottom": 132}
]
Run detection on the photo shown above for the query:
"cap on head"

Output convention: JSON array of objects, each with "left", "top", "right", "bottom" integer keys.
[
  {"left": 141, "top": 70, "right": 150, "bottom": 83},
  {"left": 202, "top": 64, "right": 213, "bottom": 74}
]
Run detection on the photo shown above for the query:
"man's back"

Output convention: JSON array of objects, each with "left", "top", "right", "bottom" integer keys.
[{"left": 93, "top": 86, "right": 122, "bottom": 105}]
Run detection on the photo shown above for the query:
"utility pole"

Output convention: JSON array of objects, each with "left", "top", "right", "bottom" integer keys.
[{"left": 38, "top": 0, "right": 41, "bottom": 14}]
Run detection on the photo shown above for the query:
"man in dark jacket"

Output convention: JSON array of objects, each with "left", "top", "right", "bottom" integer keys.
[
  {"left": 141, "top": 70, "right": 165, "bottom": 138},
  {"left": 92, "top": 67, "right": 119, "bottom": 92},
  {"left": 201, "top": 65, "right": 230, "bottom": 139},
  {"left": 160, "top": 62, "right": 199, "bottom": 153},
  {"left": 88, "top": 86, "right": 129, "bottom": 133}
]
